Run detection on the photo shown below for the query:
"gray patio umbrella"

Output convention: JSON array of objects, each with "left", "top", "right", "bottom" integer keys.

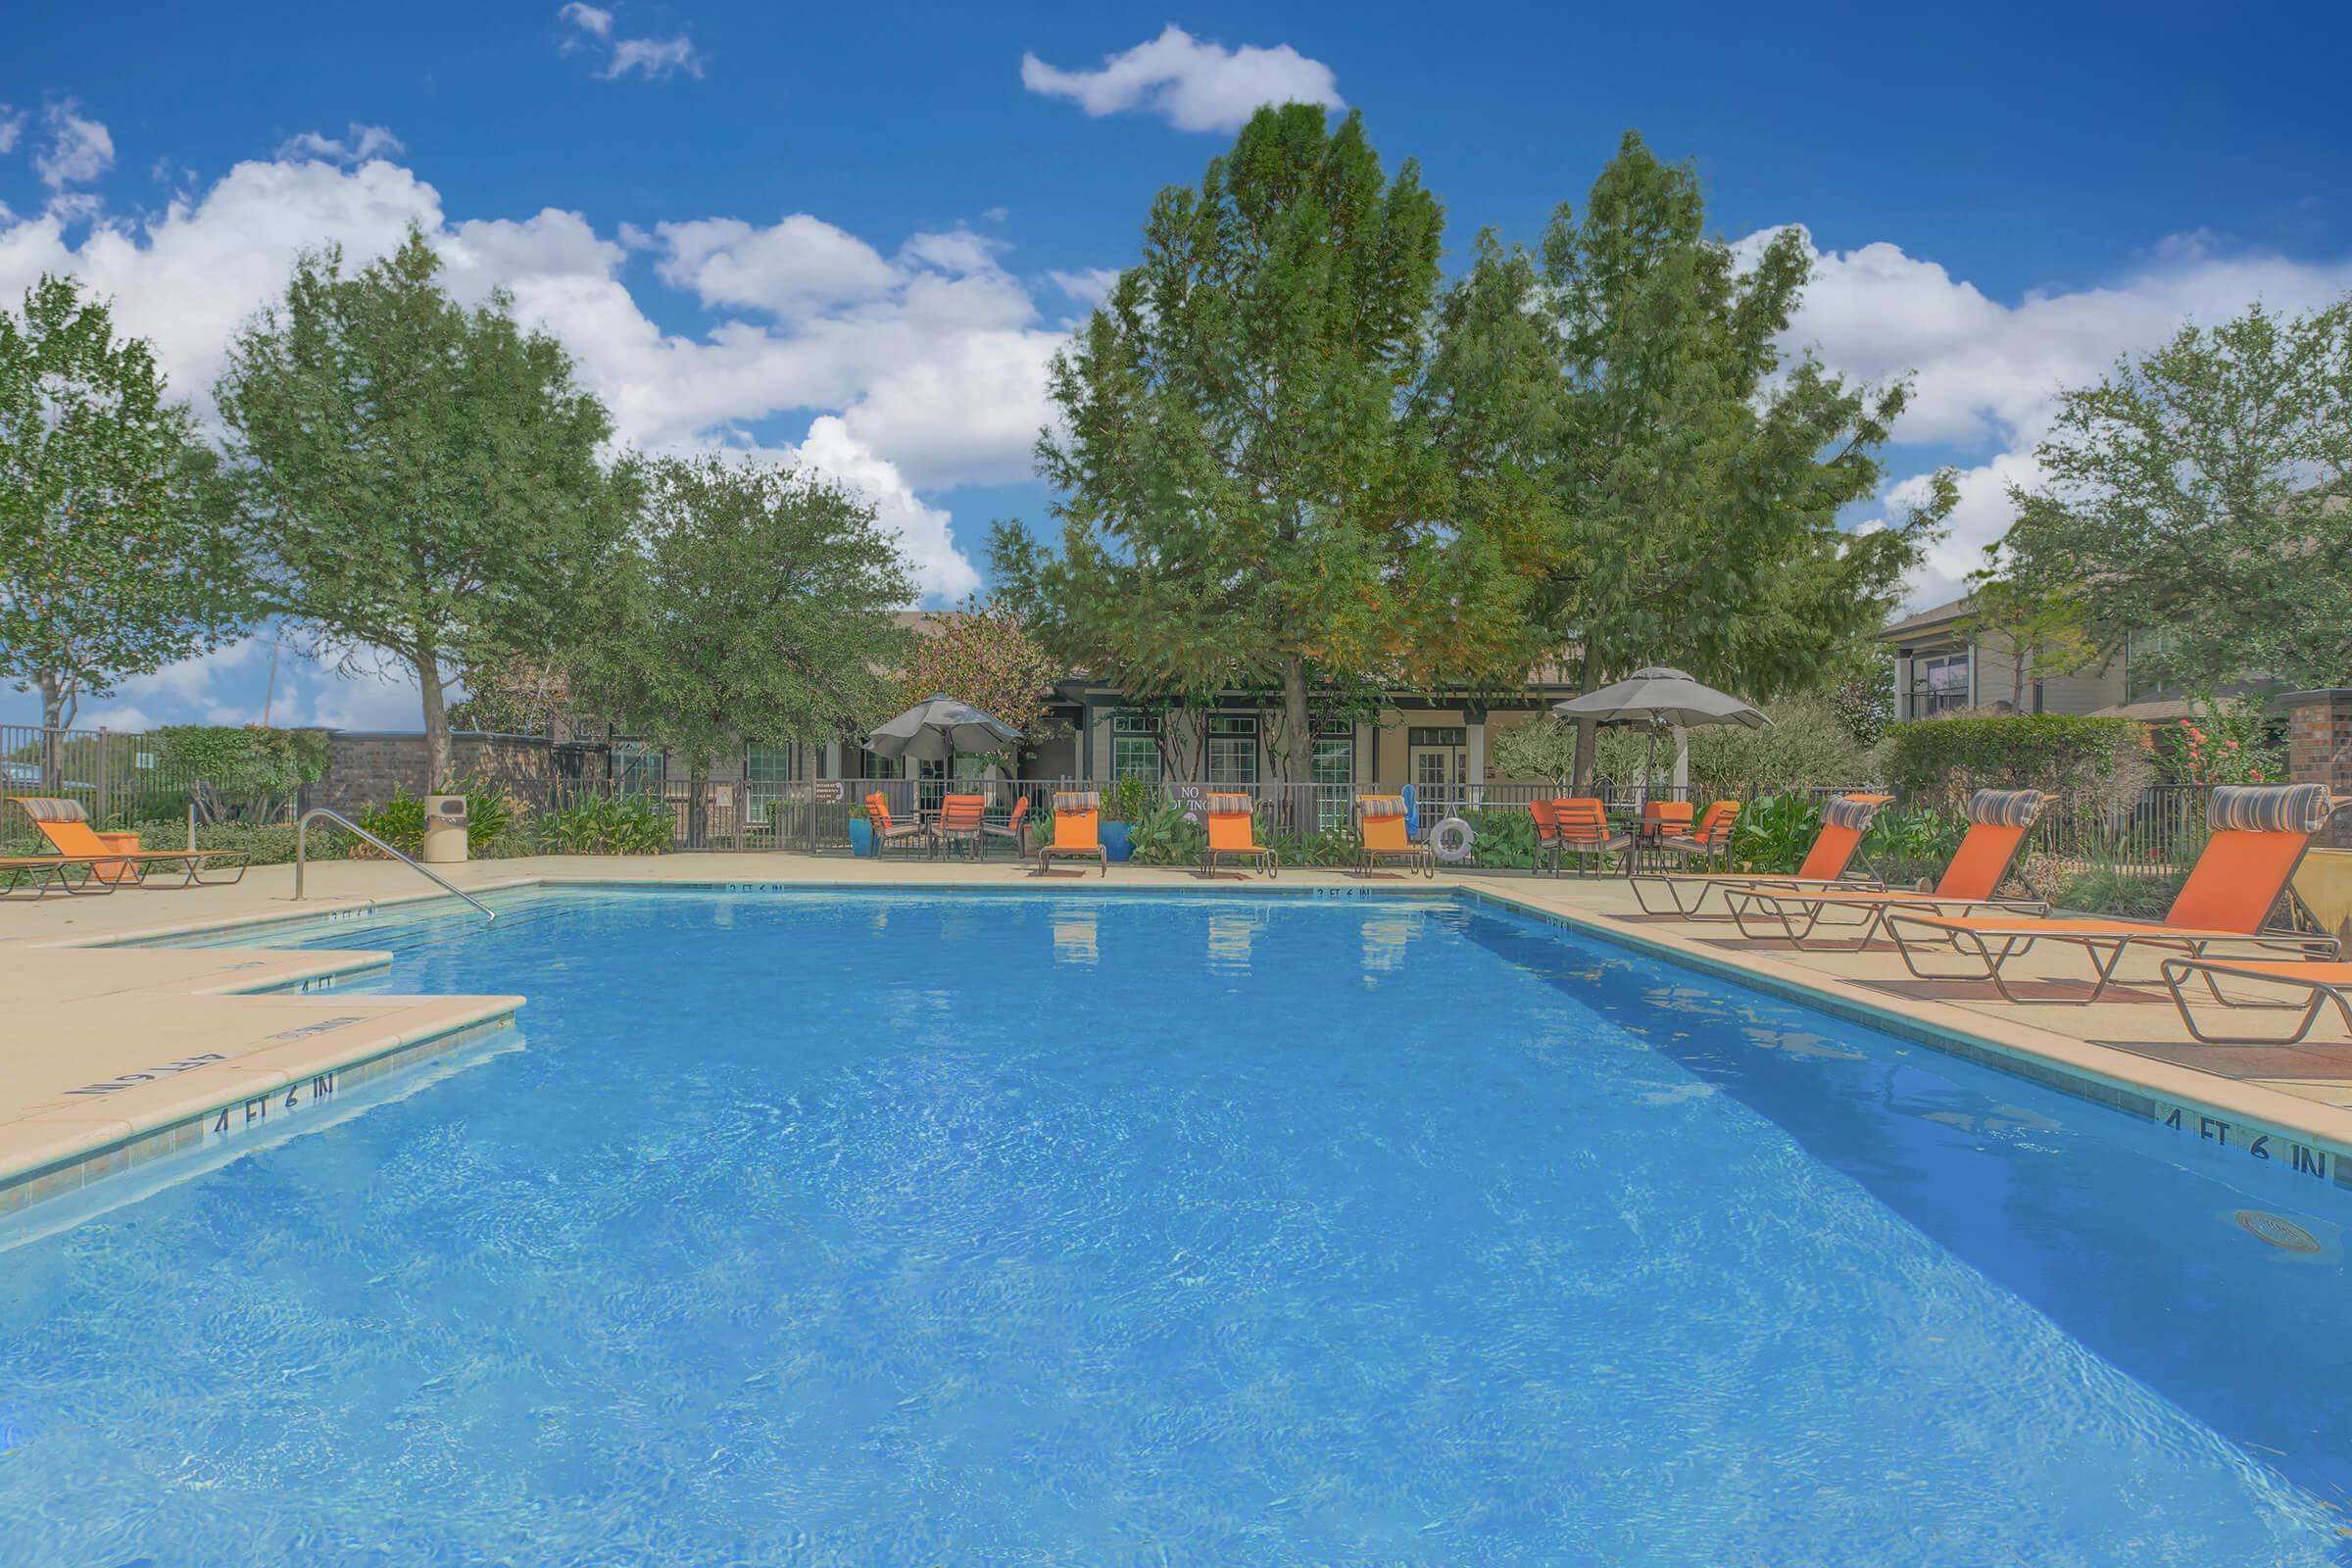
[
  {"left": 1551, "top": 665, "right": 1770, "bottom": 799},
  {"left": 863, "top": 694, "right": 1022, "bottom": 773}
]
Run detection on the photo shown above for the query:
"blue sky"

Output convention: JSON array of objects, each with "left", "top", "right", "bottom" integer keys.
[{"left": 6, "top": 1, "right": 2350, "bottom": 731}]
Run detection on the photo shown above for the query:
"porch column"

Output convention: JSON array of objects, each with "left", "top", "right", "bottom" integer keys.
[
  {"left": 1465, "top": 709, "right": 1487, "bottom": 807},
  {"left": 821, "top": 741, "right": 844, "bottom": 777},
  {"left": 1672, "top": 726, "right": 1690, "bottom": 796}
]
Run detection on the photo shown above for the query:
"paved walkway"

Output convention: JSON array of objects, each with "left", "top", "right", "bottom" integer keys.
[{"left": 6, "top": 854, "right": 2350, "bottom": 1216}]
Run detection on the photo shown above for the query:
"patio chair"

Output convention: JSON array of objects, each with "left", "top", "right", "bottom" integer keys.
[
  {"left": 0, "top": 855, "right": 122, "bottom": 900},
  {"left": 982, "top": 795, "right": 1030, "bottom": 858},
  {"left": 1035, "top": 790, "right": 1107, "bottom": 877},
  {"left": 1556, "top": 797, "right": 1628, "bottom": 876},
  {"left": 1644, "top": 800, "right": 1740, "bottom": 873},
  {"left": 863, "top": 792, "right": 932, "bottom": 859},
  {"left": 2160, "top": 956, "right": 2352, "bottom": 1046},
  {"left": 1643, "top": 800, "right": 1696, "bottom": 839},
  {"left": 1723, "top": 789, "right": 2047, "bottom": 949},
  {"left": 8, "top": 796, "right": 246, "bottom": 888},
  {"left": 1884, "top": 783, "right": 2344, "bottom": 1004},
  {"left": 1627, "top": 793, "right": 1891, "bottom": 918},
  {"left": 1528, "top": 798, "right": 1564, "bottom": 875},
  {"left": 1354, "top": 794, "right": 1433, "bottom": 878},
  {"left": 1200, "top": 793, "right": 1277, "bottom": 878},
  {"left": 937, "top": 793, "right": 987, "bottom": 860}
]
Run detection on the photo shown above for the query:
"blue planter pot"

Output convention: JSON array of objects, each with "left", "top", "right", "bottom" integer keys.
[
  {"left": 849, "top": 820, "right": 874, "bottom": 858},
  {"left": 1100, "top": 821, "right": 1137, "bottom": 862}
]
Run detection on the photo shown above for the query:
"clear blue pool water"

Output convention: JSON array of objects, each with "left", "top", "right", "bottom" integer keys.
[{"left": 4, "top": 889, "right": 2349, "bottom": 1565}]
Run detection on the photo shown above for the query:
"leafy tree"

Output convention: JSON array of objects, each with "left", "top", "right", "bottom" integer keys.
[
  {"left": 217, "top": 225, "right": 638, "bottom": 791},
  {"left": 894, "top": 597, "right": 1066, "bottom": 764},
  {"left": 2002, "top": 298, "right": 2352, "bottom": 692},
  {"left": 1437, "top": 132, "right": 1952, "bottom": 783},
  {"left": 994, "top": 105, "right": 1543, "bottom": 786},
  {"left": 156, "top": 723, "right": 328, "bottom": 822},
  {"left": 446, "top": 650, "right": 583, "bottom": 738},
  {"left": 1491, "top": 717, "right": 1583, "bottom": 788},
  {"left": 1955, "top": 548, "right": 2099, "bottom": 712},
  {"left": 579, "top": 455, "right": 914, "bottom": 844},
  {"left": 0, "top": 275, "right": 246, "bottom": 753}
]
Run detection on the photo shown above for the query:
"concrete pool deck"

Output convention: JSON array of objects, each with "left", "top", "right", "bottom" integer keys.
[{"left": 6, "top": 853, "right": 2351, "bottom": 1220}]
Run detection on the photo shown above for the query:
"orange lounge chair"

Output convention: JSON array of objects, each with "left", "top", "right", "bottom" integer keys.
[
  {"left": 1355, "top": 794, "right": 1433, "bottom": 878},
  {"left": 1527, "top": 798, "right": 1564, "bottom": 874},
  {"left": 1628, "top": 793, "right": 1891, "bottom": 917},
  {"left": 2160, "top": 956, "right": 2352, "bottom": 1046},
  {"left": 1885, "top": 783, "right": 2343, "bottom": 1004},
  {"left": 982, "top": 795, "right": 1030, "bottom": 858},
  {"left": 863, "top": 793, "right": 932, "bottom": 859},
  {"left": 9, "top": 797, "right": 245, "bottom": 888},
  {"left": 937, "top": 792, "right": 987, "bottom": 860},
  {"left": 1035, "top": 790, "right": 1107, "bottom": 877},
  {"left": 1555, "top": 797, "right": 1630, "bottom": 876},
  {"left": 1724, "top": 789, "right": 2047, "bottom": 948},
  {"left": 0, "top": 854, "right": 122, "bottom": 900},
  {"left": 1644, "top": 800, "right": 1740, "bottom": 873},
  {"left": 1200, "top": 793, "right": 1277, "bottom": 878}
]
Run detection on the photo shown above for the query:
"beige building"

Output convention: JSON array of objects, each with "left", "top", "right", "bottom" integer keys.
[{"left": 1878, "top": 597, "right": 2181, "bottom": 721}]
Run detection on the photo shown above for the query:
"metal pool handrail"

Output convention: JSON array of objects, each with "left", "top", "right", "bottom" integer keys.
[{"left": 294, "top": 807, "right": 496, "bottom": 922}]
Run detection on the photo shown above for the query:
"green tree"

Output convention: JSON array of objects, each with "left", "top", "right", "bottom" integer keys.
[
  {"left": 580, "top": 455, "right": 914, "bottom": 844},
  {"left": 1438, "top": 132, "right": 1951, "bottom": 783},
  {"left": 895, "top": 598, "right": 1066, "bottom": 766},
  {"left": 2002, "top": 298, "right": 2352, "bottom": 692},
  {"left": 0, "top": 275, "right": 246, "bottom": 752},
  {"left": 217, "top": 226, "right": 638, "bottom": 791},
  {"left": 1955, "top": 548, "right": 2099, "bottom": 712},
  {"left": 994, "top": 105, "right": 1543, "bottom": 786}
]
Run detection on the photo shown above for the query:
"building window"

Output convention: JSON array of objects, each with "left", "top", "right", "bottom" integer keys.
[
  {"left": 1408, "top": 726, "right": 1466, "bottom": 748},
  {"left": 2126, "top": 630, "right": 2177, "bottom": 703},
  {"left": 1110, "top": 710, "right": 1162, "bottom": 784},
  {"left": 1206, "top": 714, "right": 1259, "bottom": 785},
  {"left": 745, "top": 744, "right": 803, "bottom": 783},
  {"left": 1911, "top": 654, "right": 1970, "bottom": 716},
  {"left": 1311, "top": 729, "right": 1353, "bottom": 829},
  {"left": 858, "top": 749, "right": 902, "bottom": 779},
  {"left": 613, "top": 740, "right": 664, "bottom": 794}
]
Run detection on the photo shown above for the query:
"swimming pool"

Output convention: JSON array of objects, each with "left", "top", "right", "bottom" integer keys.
[{"left": 4, "top": 888, "right": 2348, "bottom": 1564}]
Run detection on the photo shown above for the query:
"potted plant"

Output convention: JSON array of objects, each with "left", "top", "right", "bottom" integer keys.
[
  {"left": 1100, "top": 774, "right": 1149, "bottom": 863},
  {"left": 848, "top": 799, "right": 874, "bottom": 858}
]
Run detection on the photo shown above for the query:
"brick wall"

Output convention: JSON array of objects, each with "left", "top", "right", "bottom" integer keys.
[
  {"left": 310, "top": 732, "right": 564, "bottom": 816},
  {"left": 2284, "top": 690, "right": 2352, "bottom": 849}
]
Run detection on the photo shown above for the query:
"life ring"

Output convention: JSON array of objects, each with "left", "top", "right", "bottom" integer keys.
[{"left": 1428, "top": 815, "right": 1475, "bottom": 863}]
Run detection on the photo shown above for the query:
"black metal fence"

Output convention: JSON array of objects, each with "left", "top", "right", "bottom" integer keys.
[{"left": 0, "top": 723, "right": 210, "bottom": 852}]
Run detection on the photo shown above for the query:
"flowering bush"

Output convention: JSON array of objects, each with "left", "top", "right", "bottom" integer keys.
[{"left": 2163, "top": 696, "right": 2284, "bottom": 787}]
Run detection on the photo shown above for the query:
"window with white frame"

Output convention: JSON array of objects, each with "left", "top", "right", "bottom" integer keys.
[
  {"left": 1311, "top": 727, "right": 1353, "bottom": 829},
  {"left": 1206, "top": 714, "right": 1259, "bottom": 785},
  {"left": 745, "top": 744, "right": 803, "bottom": 783},
  {"left": 1110, "top": 710, "right": 1161, "bottom": 784},
  {"left": 858, "top": 749, "right": 902, "bottom": 779}
]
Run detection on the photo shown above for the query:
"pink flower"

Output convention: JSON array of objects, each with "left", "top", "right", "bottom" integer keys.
[
  {"left": 2226, "top": 739, "right": 2238, "bottom": 750},
  {"left": 2251, "top": 770, "right": 2266, "bottom": 781}
]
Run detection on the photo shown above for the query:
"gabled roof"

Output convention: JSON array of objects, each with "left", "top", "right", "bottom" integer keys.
[{"left": 1879, "top": 596, "right": 1973, "bottom": 641}]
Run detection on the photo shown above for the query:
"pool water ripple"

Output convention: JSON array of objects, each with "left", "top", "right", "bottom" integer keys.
[{"left": 2, "top": 890, "right": 2345, "bottom": 1565}]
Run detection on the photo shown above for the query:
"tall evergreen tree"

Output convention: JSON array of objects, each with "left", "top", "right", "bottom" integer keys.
[
  {"left": 218, "top": 226, "right": 638, "bottom": 790},
  {"left": 1435, "top": 133, "right": 1951, "bottom": 781},
  {"left": 993, "top": 105, "right": 1544, "bottom": 785}
]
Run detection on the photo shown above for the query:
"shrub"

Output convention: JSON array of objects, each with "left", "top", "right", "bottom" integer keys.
[
  {"left": 1726, "top": 793, "right": 1821, "bottom": 874},
  {"left": 131, "top": 818, "right": 353, "bottom": 866},
  {"left": 534, "top": 792, "right": 672, "bottom": 855},
  {"left": 1500, "top": 699, "right": 1872, "bottom": 794},
  {"left": 158, "top": 725, "right": 329, "bottom": 822},
  {"left": 1862, "top": 804, "right": 1968, "bottom": 889},
  {"left": 2155, "top": 696, "right": 2286, "bottom": 786},
  {"left": 1130, "top": 795, "right": 1203, "bottom": 864},
  {"left": 353, "top": 782, "right": 520, "bottom": 858},
  {"left": 1877, "top": 714, "right": 2150, "bottom": 806},
  {"left": 2023, "top": 853, "right": 2182, "bottom": 918},
  {"left": 1104, "top": 774, "right": 1151, "bottom": 824}
]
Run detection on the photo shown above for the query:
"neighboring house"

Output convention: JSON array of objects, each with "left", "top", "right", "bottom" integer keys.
[
  {"left": 565, "top": 611, "right": 1592, "bottom": 805},
  {"left": 1881, "top": 597, "right": 2146, "bottom": 721}
]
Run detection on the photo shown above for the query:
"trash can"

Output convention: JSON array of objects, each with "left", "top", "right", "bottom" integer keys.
[{"left": 420, "top": 795, "right": 468, "bottom": 864}]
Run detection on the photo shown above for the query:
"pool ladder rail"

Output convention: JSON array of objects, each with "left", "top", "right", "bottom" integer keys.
[{"left": 293, "top": 807, "right": 497, "bottom": 922}]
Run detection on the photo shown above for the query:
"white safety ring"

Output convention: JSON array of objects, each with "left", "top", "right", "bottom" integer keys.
[{"left": 1429, "top": 815, "right": 1475, "bottom": 863}]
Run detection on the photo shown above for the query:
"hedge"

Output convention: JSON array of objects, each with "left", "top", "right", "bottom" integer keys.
[{"left": 1877, "top": 714, "right": 2148, "bottom": 801}]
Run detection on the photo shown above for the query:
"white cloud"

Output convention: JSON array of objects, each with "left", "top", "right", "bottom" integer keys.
[
  {"left": 559, "top": 4, "right": 702, "bottom": 80},
  {"left": 1048, "top": 266, "right": 1119, "bottom": 307},
  {"left": 275, "top": 122, "right": 406, "bottom": 166},
  {"left": 654, "top": 213, "right": 898, "bottom": 317},
  {"left": 1020, "top": 25, "right": 1342, "bottom": 132},
  {"left": 0, "top": 106, "right": 23, "bottom": 157},
  {"left": 1745, "top": 223, "right": 2352, "bottom": 609},
  {"left": 34, "top": 100, "right": 114, "bottom": 189}
]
